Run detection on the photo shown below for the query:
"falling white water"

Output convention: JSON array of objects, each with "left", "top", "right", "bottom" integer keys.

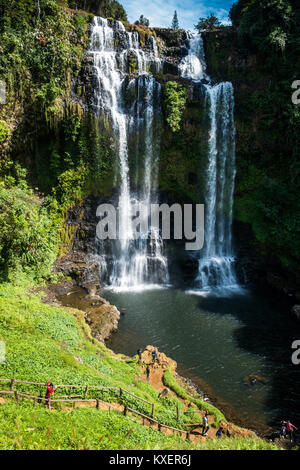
[
  {"left": 90, "top": 17, "right": 168, "bottom": 291},
  {"left": 180, "top": 34, "right": 239, "bottom": 291},
  {"left": 179, "top": 32, "right": 207, "bottom": 81}
]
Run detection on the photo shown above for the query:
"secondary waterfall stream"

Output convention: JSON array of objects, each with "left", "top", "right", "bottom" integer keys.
[
  {"left": 180, "top": 32, "right": 238, "bottom": 292},
  {"left": 90, "top": 17, "right": 168, "bottom": 290}
]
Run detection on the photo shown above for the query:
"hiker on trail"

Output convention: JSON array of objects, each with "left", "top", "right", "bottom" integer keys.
[
  {"left": 45, "top": 381, "right": 56, "bottom": 404},
  {"left": 283, "top": 420, "right": 298, "bottom": 443},
  {"left": 146, "top": 365, "right": 151, "bottom": 383},
  {"left": 152, "top": 349, "right": 157, "bottom": 364},
  {"left": 202, "top": 411, "right": 210, "bottom": 436},
  {"left": 216, "top": 426, "right": 223, "bottom": 439},
  {"left": 137, "top": 349, "right": 143, "bottom": 361}
]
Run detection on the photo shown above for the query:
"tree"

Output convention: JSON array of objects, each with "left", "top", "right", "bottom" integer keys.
[
  {"left": 195, "top": 13, "right": 222, "bottom": 32},
  {"left": 134, "top": 15, "right": 150, "bottom": 27},
  {"left": 229, "top": 0, "right": 293, "bottom": 53},
  {"left": 172, "top": 10, "right": 179, "bottom": 30}
]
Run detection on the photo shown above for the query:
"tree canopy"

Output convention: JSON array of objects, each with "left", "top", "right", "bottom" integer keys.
[
  {"left": 134, "top": 14, "right": 150, "bottom": 26},
  {"left": 68, "top": 0, "right": 127, "bottom": 21},
  {"left": 229, "top": 0, "right": 296, "bottom": 53},
  {"left": 195, "top": 13, "right": 222, "bottom": 32}
]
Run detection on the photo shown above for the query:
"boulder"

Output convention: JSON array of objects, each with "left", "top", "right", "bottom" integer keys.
[{"left": 85, "top": 304, "right": 120, "bottom": 343}]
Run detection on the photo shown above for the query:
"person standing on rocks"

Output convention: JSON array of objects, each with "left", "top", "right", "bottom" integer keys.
[
  {"left": 152, "top": 349, "right": 157, "bottom": 364},
  {"left": 283, "top": 420, "right": 298, "bottom": 443},
  {"left": 202, "top": 411, "right": 210, "bottom": 436},
  {"left": 146, "top": 365, "right": 151, "bottom": 383}
]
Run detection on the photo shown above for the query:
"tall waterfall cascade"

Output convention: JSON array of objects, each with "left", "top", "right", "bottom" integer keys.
[
  {"left": 90, "top": 17, "right": 168, "bottom": 291},
  {"left": 180, "top": 33, "right": 239, "bottom": 291}
]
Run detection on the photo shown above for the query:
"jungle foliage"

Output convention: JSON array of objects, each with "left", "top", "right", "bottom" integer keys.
[
  {"left": 68, "top": 0, "right": 127, "bottom": 21},
  {"left": 163, "top": 81, "right": 187, "bottom": 133}
]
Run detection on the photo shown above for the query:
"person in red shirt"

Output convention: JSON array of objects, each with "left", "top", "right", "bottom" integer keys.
[
  {"left": 283, "top": 420, "right": 298, "bottom": 443},
  {"left": 45, "top": 381, "right": 56, "bottom": 405}
]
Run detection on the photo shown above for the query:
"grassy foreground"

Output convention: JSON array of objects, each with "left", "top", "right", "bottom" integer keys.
[{"left": 0, "top": 280, "right": 280, "bottom": 450}]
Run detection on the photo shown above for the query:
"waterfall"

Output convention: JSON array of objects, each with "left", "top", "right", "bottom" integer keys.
[
  {"left": 180, "top": 33, "right": 238, "bottom": 291},
  {"left": 179, "top": 32, "right": 207, "bottom": 81},
  {"left": 90, "top": 17, "right": 168, "bottom": 291}
]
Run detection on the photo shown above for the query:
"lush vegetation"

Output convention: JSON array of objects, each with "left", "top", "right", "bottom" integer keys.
[
  {"left": 0, "top": 0, "right": 91, "bottom": 115},
  {"left": 0, "top": 0, "right": 116, "bottom": 282},
  {"left": 163, "top": 369, "right": 225, "bottom": 426},
  {"left": 0, "top": 182, "right": 58, "bottom": 281},
  {"left": 163, "top": 81, "right": 187, "bottom": 133},
  {"left": 69, "top": 0, "right": 127, "bottom": 21},
  {"left": 229, "top": 0, "right": 297, "bottom": 55}
]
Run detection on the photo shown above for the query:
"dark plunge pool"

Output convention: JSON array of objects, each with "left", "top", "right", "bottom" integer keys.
[{"left": 104, "top": 286, "right": 300, "bottom": 434}]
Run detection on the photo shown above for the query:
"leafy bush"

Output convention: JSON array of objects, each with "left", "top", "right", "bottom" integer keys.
[
  {"left": 0, "top": 120, "right": 10, "bottom": 143},
  {"left": 163, "top": 82, "right": 187, "bottom": 132},
  {"left": 230, "top": 0, "right": 294, "bottom": 56},
  {"left": 0, "top": 184, "right": 59, "bottom": 280}
]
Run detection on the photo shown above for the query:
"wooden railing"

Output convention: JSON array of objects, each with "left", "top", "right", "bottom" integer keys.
[
  {"left": 0, "top": 378, "right": 155, "bottom": 416},
  {"left": 0, "top": 378, "right": 192, "bottom": 440}
]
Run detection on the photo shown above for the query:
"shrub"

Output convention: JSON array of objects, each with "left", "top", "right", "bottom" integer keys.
[{"left": 163, "top": 82, "right": 187, "bottom": 132}]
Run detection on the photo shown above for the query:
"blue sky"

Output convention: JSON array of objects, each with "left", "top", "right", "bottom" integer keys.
[{"left": 124, "top": 0, "right": 235, "bottom": 30}]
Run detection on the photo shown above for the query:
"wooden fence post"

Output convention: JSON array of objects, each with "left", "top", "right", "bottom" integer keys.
[
  {"left": 176, "top": 405, "right": 180, "bottom": 420},
  {"left": 119, "top": 388, "right": 122, "bottom": 398},
  {"left": 96, "top": 398, "right": 100, "bottom": 410},
  {"left": 151, "top": 403, "right": 154, "bottom": 418},
  {"left": 124, "top": 405, "right": 128, "bottom": 416},
  {"left": 14, "top": 390, "right": 19, "bottom": 403},
  {"left": 158, "top": 423, "right": 162, "bottom": 432},
  {"left": 48, "top": 398, "right": 51, "bottom": 410},
  {"left": 84, "top": 385, "right": 89, "bottom": 398},
  {"left": 10, "top": 378, "right": 15, "bottom": 391},
  {"left": 186, "top": 432, "right": 190, "bottom": 441}
]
